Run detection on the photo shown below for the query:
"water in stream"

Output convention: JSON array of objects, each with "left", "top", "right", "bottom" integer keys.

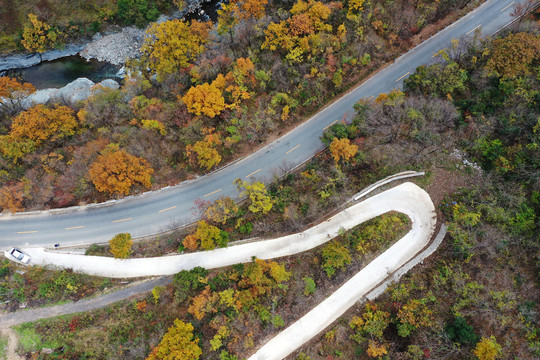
[{"left": 4, "top": 55, "right": 123, "bottom": 90}]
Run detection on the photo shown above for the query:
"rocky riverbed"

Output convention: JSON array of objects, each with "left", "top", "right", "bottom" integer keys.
[
  {"left": 0, "top": 0, "right": 218, "bottom": 73},
  {"left": 79, "top": 27, "right": 146, "bottom": 66}
]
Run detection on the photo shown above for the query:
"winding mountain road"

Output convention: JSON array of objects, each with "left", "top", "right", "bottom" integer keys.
[
  {"left": 0, "top": 0, "right": 523, "bottom": 249},
  {"left": 19, "top": 182, "right": 436, "bottom": 278}
]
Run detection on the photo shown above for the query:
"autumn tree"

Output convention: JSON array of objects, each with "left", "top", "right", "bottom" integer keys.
[
  {"left": 146, "top": 319, "right": 202, "bottom": 360},
  {"left": 0, "top": 105, "right": 77, "bottom": 161},
  {"left": 236, "top": 0, "right": 268, "bottom": 20},
  {"left": 234, "top": 179, "right": 273, "bottom": 214},
  {"left": 139, "top": 19, "right": 211, "bottom": 80},
  {"left": 21, "top": 14, "right": 57, "bottom": 53},
  {"left": 396, "top": 298, "right": 433, "bottom": 337},
  {"left": 9, "top": 105, "right": 77, "bottom": 145},
  {"left": 329, "top": 137, "right": 358, "bottom": 164},
  {"left": 0, "top": 77, "right": 36, "bottom": 115},
  {"left": 88, "top": 149, "right": 154, "bottom": 195},
  {"left": 183, "top": 220, "right": 228, "bottom": 251},
  {"left": 367, "top": 340, "right": 388, "bottom": 358},
  {"left": 196, "top": 220, "right": 222, "bottom": 250},
  {"left": 188, "top": 286, "right": 217, "bottom": 320},
  {"left": 183, "top": 82, "right": 226, "bottom": 118},
  {"left": 0, "top": 182, "right": 24, "bottom": 213},
  {"left": 205, "top": 197, "right": 238, "bottom": 224},
  {"left": 238, "top": 258, "right": 291, "bottom": 299},
  {"left": 321, "top": 239, "right": 351, "bottom": 276},
  {"left": 347, "top": 0, "right": 366, "bottom": 19},
  {"left": 404, "top": 62, "right": 468, "bottom": 98},
  {"left": 173, "top": 267, "right": 208, "bottom": 303},
  {"left": 186, "top": 133, "right": 222, "bottom": 170},
  {"left": 474, "top": 336, "right": 502, "bottom": 360},
  {"left": 486, "top": 32, "right": 540, "bottom": 78},
  {"left": 109, "top": 233, "right": 133, "bottom": 259},
  {"left": 349, "top": 303, "right": 390, "bottom": 339},
  {"left": 217, "top": 0, "right": 268, "bottom": 46},
  {"left": 261, "top": 0, "right": 332, "bottom": 63}
]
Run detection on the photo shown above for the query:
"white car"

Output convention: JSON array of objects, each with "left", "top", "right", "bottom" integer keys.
[{"left": 5, "top": 248, "right": 31, "bottom": 264}]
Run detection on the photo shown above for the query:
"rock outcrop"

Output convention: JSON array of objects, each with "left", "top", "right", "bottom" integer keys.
[
  {"left": 0, "top": 43, "right": 88, "bottom": 73},
  {"left": 80, "top": 27, "right": 145, "bottom": 65},
  {"left": 20, "top": 78, "right": 120, "bottom": 109}
]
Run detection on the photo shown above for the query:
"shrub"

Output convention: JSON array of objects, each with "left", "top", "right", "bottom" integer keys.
[
  {"left": 303, "top": 276, "right": 316, "bottom": 295},
  {"left": 321, "top": 240, "right": 351, "bottom": 277},
  {"left": 444, "top": 317, "right": 478, "bottom": 345},
  {"left": 109, "top": 233, "right": 133, "bottom": 259},
  {"left": 117, "top": 0, "right": 159, "bottom": 27}
]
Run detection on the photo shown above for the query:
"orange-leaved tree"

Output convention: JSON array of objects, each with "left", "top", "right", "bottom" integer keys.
[
  {"left": 146, "top": 319, "right": 202, "bottom": 360},
  {"left": 9, "top": 105, "right": 77, "bottom": 145},
  {"left": 186, "top": 133, "right": 222, "bottom": 170},
  {"left": 0, "top": 77, "right": 36, "bottom": 115},
  {"left": 109, "top": 233, "right": 133, "bottom": 259},
  {"left": 140, "top": 19, "right": 211, "bottom": 80},
  {"left": 0, "top": 105, "right": 78, "bottom": 161},
  {"left": 329, "top": 137, "right": 358, "bottom": 164},
  {"left": 89, "top": 149, "right": 153, "bottom": 195},
  {"left": 0, "top": 182, "right": 24, "bottom": 213}
]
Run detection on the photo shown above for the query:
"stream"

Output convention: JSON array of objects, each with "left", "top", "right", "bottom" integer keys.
[
  {"left": 0, "top": 0, "right": 222, "bottom": 90},
  {"left": 2, "top": 56, "right": 122, "bottom": 90}
]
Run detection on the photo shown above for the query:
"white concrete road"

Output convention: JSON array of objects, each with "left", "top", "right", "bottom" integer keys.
[
  {"left": 0, "top": 0, "right": 523, "bottom": 249},
  {"left": 22, "top": 182, "right": 436, "bottom": 278},
  {"left": 247, "top": 182, "right": 436, "bottom": 360},
  {"left": 21, "top": 181, "right": 436, "bottom": 360}
]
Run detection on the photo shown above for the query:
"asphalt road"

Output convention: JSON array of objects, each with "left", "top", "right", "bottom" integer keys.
[{"left": 0, "top": 0, "right": 524, "bottom": 249}]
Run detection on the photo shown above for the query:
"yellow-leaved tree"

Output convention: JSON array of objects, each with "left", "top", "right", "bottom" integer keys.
[
  {"left": 21, "top": 14, "right": 57, "bottom": 53},
  {"left": 186, "top": 133, "right": 222, "bottom": 170},
  {"left": 329, "top": 137, "right": 358, "bottom": 164},
  {"left": 9, "top": 105, "right": 77, "bottom": 145},
  {"left": 109, "top": 233, "right": 133, "bottom": 259},
  {"left": 261, "top": 0, "right": 332, "bottom": 63},
  {"left": 89, "top": 149, "right": 153, "bottom": 195},
  {"left": 474, "top": 336, "right": 502, "bottom": 360},
  {"left": 140, "top": 19, "right": 211, "bottom": 80},
  {"left": 234, "top": 179, "right": 273, "bottom": 214},
  {"left": 146, "top": 319, "right": 201, "bottom": 360},
  {"left": 183, "top": 82, "right": 226, "bottom": 118}
]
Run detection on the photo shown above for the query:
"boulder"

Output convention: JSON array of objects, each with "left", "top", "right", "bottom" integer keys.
[
  {"left": 98, "top": 79, "right": 120, "bottom": 90},
  {"left": 0, "top": 53, "right": 41, "bottom": 73},
  {"left": 17, "top": 78, "right": 120, "bottom": 109}
]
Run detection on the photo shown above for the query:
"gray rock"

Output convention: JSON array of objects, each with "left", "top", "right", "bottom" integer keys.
[
  {"left": 0, "top": 53, "right": 41, "bottom": 72},
  {"left": 16, "top": 78, "right": 121, "bottom": 109},
  {"left": 98, "top": 79, "right": 120, "bottom": 90},
  {"left": 0, "top": 42, "right": 88, "bottom": 72},
  {"left": 22, "top": 88, "right": 57, "bottom": 108},
  {"left": 40, "top": 43, "right": 86, "bottom": 62},
  {"left": 80, "top": 27, "right": 145, "bottom": 65},
  {"left": 55, "top": 78, "right": 95, "bottom": 104}
]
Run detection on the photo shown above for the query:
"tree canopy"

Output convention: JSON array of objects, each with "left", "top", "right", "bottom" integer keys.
[
  {"left": 139, "top": 19, "right": 212, "bottom": 80},
  {"left": 146, "top": 319, "right": 201, "bottom": 360},
  {"left": 88, "top": 149, "right": 153, "bottom": 195}
]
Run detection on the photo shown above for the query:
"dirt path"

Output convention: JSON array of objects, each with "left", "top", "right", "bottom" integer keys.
[
  {"left": 0, "top": 276, "right": 170, "bottom": 328},
  {"left": 1, "top": 327, "right": 23, "bottom": 360}
]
